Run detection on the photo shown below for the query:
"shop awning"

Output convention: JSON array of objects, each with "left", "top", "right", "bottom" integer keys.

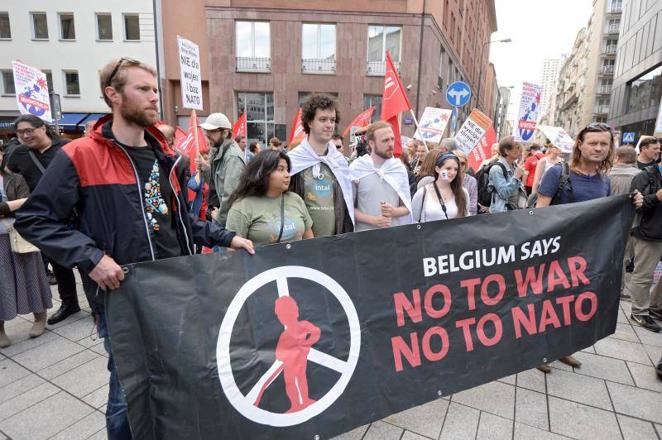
[{"left": 57, "top": 113, "right": 89, "bottom": 127}]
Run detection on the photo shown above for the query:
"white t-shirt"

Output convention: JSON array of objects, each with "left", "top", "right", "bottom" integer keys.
[{"left": 411, "top": 184, "right": 471, "bottom": 222}]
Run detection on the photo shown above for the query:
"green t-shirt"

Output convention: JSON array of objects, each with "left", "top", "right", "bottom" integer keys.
[
  {"left": 301, "top": 163, "right": 337, "bottom": 237},
  {"left": 226, "top": 192, "right": 313, "bottom": 246}
]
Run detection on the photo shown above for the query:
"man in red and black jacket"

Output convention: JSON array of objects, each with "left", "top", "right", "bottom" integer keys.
[{"left": 15, "top": 58, "right": 254, "bottom": 440}]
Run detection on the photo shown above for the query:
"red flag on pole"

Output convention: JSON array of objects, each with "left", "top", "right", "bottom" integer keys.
[
  {"left": 342, "top": 106, "right": 375, "bottom": 138},
  {"left": 467, "top": 126, "right": 497, "bottom": 173},
  {"left": 289, "top": 108, "right": 306, "bottom": 145},
  {"left": 232, "top": 112, "right": 247, "bottom": 138},
  {"left": 381, "top": 51, "right": 412, "bottom": 157},
  {"left": 175, "top": 110, "right": 208, "bottom": 175}
]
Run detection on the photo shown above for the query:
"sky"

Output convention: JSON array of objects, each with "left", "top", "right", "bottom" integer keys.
[{"left": 489, "top": 0, "right": 594, "bottom": 120}]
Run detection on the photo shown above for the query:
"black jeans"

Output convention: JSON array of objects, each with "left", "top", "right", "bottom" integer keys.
[{"left": 49, "top": 258, "right": 78, "bottom": 307}]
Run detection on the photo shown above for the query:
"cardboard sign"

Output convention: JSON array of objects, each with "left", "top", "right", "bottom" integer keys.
[
  {"left": 514, "top": 82, "right": 542, "bottom": 142},
  {"left": 177, "top": 36, "right": 203, "bottom": 110},
  {"left": 413, "top": 107, "right": 452, "bottom": 144},
  {"left": 454, "top": 109, "right": 493, "bottom": 155},
  {"left": 12, "top": 61, "right": 52, "bottom": 122}
]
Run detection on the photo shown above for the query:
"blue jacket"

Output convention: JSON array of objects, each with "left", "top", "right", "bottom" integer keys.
[{"left": 488, "top": 157, "right": 524, "bottom": 213}]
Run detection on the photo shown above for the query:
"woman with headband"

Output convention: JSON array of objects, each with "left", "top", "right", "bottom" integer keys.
[{"left": 411, "top": 153, "right": 470, "bottom": 222}]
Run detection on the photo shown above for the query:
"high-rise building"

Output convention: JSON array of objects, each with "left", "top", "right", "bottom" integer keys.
[
  {"left": 608, "top": 0, "right": 661, "bottom": 144},
  {"left": 540, "top": 57, "right": 565, "bottom": 118}
]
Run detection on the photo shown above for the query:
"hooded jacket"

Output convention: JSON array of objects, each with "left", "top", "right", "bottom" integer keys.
[
  {"left": 211, "top": 139, "right": 246, "bottom": 227},
  {"left": 15, "top": 115, "right": 236, "bottom": 307}
]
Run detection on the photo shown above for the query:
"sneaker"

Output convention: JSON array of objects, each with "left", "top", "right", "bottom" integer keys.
[
  {"left": 650, "top": 309, "right": 662, "bottom": 321},
  {"left": 631, "top": 314, "right": 662, "bottom": 333}
]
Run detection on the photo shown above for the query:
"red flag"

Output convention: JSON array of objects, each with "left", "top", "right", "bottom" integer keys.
[
  {"left": 467, "top": 126, "right": 497, "bottom": 173},
  {"left": 175, "top": 110, "right": 208, "bottom": 175},
  {"left": 232, "top": 112, "right": 247, "bottom": 138},
  {"left": 289, "top": 108, "right": 306, "bottom": 145},
  {"left": 381, "top": 51, "right": 411, "bottom": 157},
  {"left": 342, "top": 106, "right": 375, "bottom": 137}
]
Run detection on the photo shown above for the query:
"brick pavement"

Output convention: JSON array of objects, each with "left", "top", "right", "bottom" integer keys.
[{"left": 1, "top": 281, "right": 661, "bottom": 440}]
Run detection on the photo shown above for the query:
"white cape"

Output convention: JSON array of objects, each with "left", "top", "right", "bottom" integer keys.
[
  {"left": 288, "top": 138, "right": 355, "bottom": 225},
  {"left": 350, "top": 154, "right": 413, "bottom": 226}
]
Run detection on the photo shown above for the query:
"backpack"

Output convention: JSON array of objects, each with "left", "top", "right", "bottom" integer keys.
[
  {"left": 527, "top": 162, "right": 572, "bottom": 207},
  {"left": 476, "top": 159, "right": 507, "bottom": 208}
]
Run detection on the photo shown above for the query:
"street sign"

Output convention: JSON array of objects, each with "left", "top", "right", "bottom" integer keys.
[
  {"left": 446, "top": 81, "right": 472, "bottom": 108},
  {"left": 622, "top": 132, "right": 635, "bottom": 143}
]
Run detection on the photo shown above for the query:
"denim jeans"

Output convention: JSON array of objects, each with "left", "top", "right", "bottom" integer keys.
[{"left": 97, "top": 311, "right": 133, "bottom": 440}]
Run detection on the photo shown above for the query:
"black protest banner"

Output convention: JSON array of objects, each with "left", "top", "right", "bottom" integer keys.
[{"left": 107, "top": 195, "right": 634, "bottom": 440}]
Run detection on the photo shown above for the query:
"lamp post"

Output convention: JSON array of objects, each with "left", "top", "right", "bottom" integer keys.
[{"left": 476, "top": 38, "right": 511, "bottom": 112}]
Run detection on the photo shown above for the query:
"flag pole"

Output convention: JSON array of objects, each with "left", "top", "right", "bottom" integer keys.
[
  {"left": 409, "top": 109, "right": 420, "bottom": 130},
  {"left": 192, "top": 110, "right": 200, "bottom": 157}
]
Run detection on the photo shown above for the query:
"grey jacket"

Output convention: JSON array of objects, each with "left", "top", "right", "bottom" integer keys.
[
  {"left": 211, "top": 139, "right": 246, "bottom": 226},
  {"left": 608, "top": 163, "right": 640, "bottom": 196}
]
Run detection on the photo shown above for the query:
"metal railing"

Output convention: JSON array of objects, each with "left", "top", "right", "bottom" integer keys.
[
  {"left": 600, "top": 65, "right": 614, "bottom": 74},
  {"left": 603, "top": 46, "right": 617, "bottom": 55},
  {"left": 236, "top": 57, "right": 271, "bottom": 73},
  {"left": 301, "top": 58, "right": 336, "bottom": 74},
  {"left": 598, "top": 85, "right": 612, "bottom": 94},
  {"left": 594, "top": 105, "right": 610, "bottom": 114},
  {"left": 607, "top": 6, "right": 622, "bottom": 13},
  {"left": 605, "top": 25, "right": 619, "bottom": 34},
  {"left": 366, "top": 59, "right": 400, "bottom": 76}
]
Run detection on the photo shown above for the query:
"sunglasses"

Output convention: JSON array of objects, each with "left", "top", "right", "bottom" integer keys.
[
  {"left": 106, "top": 57, "right": 140, "bottom": 87},
  {"left": 583, "top": 122, "right": 614, "bottom": 134}
]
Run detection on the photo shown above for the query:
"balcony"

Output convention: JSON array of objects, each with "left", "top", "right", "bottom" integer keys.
[
  {"left": 600, "top": 65, "right": 614, "bottom": 75},
  {"left": 602, "top": 45, "right": 617, "bottom": 55},
  {"left": 366, "top": 59, "right": 400, "bottom": 76},
  {"left": 607, "top": 6, "right": 622, "bottom": 13},
  {"left": 236, "top": 57, "right": 271, "bottom": 73},
  {"left": 605, "top": 25, "right": 619, "bottom": 34},
  {"left": 597, "top": 85, "right": 611, "bottom": 94},
  {"left": 301, "top": 58, "right": 336, "bottom": 74},
  {"left": 594, "top": 105, "right": 610, "bottom": 114}
]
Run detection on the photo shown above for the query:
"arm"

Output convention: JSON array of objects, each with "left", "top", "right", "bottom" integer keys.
[
  {"left": 630, "top": 172, "right": 661, "bottom": 213},
  {"left": 303, "top": 228, "right": 314, "bottom": 239},
  {"left": 489, "top": 165, "right": 521, "bottom": 200},
  {"left": 14, "top": 151, "right": 105, "bottom": 275},
  {"left": 531, "top": 159, "right": 545, "bottom": 194},
  {"left": 467, "top": 178, "right": 478, "bottom": 215},
  {"left": 411, "top": 187, "right": 425, "bottom": 222},
  {"left": 354, "top": 208, "right": 392, "bottom": 228},
  {"left": 381, "top": 201, "right": 410, "bottom": 219},
  {"left": 535, "top": 166, "right": 560, "bottom": 208},
  {"left": 218, "top": 157, "right": 245, "bottom": 223}
]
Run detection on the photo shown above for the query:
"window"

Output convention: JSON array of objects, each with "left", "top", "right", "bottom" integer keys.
[
  {"left": 235, "top": 21, "right": 271, "bottom": 72},
  {"left": 123, "top": 14, "right": 139, "bottom": 41},
  {"left": 366, "top": 25, "right": 401, "bottom": 75},
  {"left": 96, "top": 13, "right": 112, "bottom": 40},
  {"left": 58, "top": 13, "right": 75, "bottom": 40},
  {"left": 363, "top": 95, "right": 382, "bottom": 123},
  {"left": 64, "top": 70, "right": 80, "bottom": 96},
  {"left": 1, "top": 70, "right": 15, "bottom": 95},
  {"left": 301, "top": 23, "right": 336, "bottom": 74},
  {"left": 627, "top": 64, "right": 662, "bottom": 113},
  {"left": 42, "top": 70, "right": 54, "bottom": 92},
  {"left": 0, "top": 12, "right": 10, "bottom": 39},
  {"left": 31, "top": 12, "right": 48, "bottom": 39},
  {"left": 236, "top": 92, "right": 274, "bottom": 144}
]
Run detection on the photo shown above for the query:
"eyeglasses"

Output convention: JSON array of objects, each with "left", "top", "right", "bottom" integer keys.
[
  {"left": 105, "top": 57, "right": 140, "bottom": 87},
  {"left": 16, "top": 127, "right": 41, "bottom": 136}
]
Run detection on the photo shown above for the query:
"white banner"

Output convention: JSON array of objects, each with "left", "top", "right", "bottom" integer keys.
[
  {"left": 413, "top": 107, "right": 452, "bottom": 144},
  {"left": 513, "top": 82, "right": 542, "bottom": 142},
  {"left": 177, "top": 36, "right": 203, "bottom": 111},
  {"left": 454, "top": 109, "right": 493, "bottom": 155},
  {"left": 12, "top": 61, "right": 52, "bottom": 122},
  {"left": 536, "top": 125, "right": 575, "bottom": 154}
]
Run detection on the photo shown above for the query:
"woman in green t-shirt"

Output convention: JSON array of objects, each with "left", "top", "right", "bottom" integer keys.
[{"left": 226, "top": 150, "right": 314, "bottom": 246}]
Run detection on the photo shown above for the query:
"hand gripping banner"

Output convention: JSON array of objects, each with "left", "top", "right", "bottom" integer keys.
[{"left": 107, "top": 195, "right": 634, "bottom": 440}]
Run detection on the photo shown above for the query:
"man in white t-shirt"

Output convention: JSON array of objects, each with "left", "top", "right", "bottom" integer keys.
[{"left": 350, "top": 121, "right": 412, "bottom": 232}]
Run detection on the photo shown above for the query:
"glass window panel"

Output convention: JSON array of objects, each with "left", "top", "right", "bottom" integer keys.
[
  {"left": 302, "top": 24, "right": 318, "bottom": 59},
  {"left": 97, "top": 14, "right": 112, "bottom": 40},
  {"left": 65, "top": 71, "right": 79, "bottom": 95},
  {"left": 266, "top": 93, "right": 274, "bottom": 120},
  {"left": 363, "top": 95, "right": 382, "bottom": 122},
  {"left": 43, "top": 70, "right": 53, "bottom": 92},
  {"left": 319, "top": 24, "right": 335, "bottom": 60},
  {"left": 253, "top": 22, "right": 270, "bottom": 58},
  {"left": 32, "top": 12, "right": 48, "bottom": 39},
  {"left": 124, "top": 14, "right": 139, "bottom": 40},
  {"left": 627, "top": 65, "right": 662, "bottom": 113},
  {"left": 59, "top": 13, "right": 75, "bottom": 39},
  {"left": 2, "top": 70, "right": 15, "bottom": 95},
  {"left": 367, "top": 26, "right": 384, "bottom": 62},
  {"left": 385, "top": 26, "right": 401, "bottom": 61},
  {"left": 236, "top": 21, "right": 253, "bottom": 57},
  {"left": 0, "top": 12, "right": 10, "bottom": 39}
]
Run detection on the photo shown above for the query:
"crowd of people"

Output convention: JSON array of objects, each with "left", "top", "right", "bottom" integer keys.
[{"left": 0, "top": 57, "right": 660, "bottom": 439}]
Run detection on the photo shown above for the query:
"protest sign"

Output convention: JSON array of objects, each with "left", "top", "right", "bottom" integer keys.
[
  {"left": 177, "top": 36, "right": 203, "bottom": 110},
  {"left": 514, "top": 82, "right": 542, "bottom": 142},
  {"left": 12, "top": 61, "right": 52, "bottom": 122},
  {"left": 108, "top": 196, "right": 633, "bottom": 440},
  {"left": 467, "top": 126, "right": 497, "bottom": 172},
  {"left": 536, "top": 125, "right": 575, "bottom": 154},
  {"left": 413, "top": 107, "right": 452, "bottom": 144},
  {"left": 454, "top": 109, "right": 493, "bottom": 155}
]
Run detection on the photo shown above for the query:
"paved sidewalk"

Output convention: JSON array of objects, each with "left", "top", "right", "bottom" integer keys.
[{"left": 1, "top": 280, "right": 661, "bottom": 440}]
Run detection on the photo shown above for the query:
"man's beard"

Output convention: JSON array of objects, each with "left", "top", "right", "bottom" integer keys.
[
  {"left": 375, "top": 148, "right": 393, "bottom": 159},
  {"left": 120, "top": 100, "right": 158, "bottom": 127}
]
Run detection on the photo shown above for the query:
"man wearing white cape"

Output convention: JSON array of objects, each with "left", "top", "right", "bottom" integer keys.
[
  {"left": 350, "top": 121, "right": 412, "bottom": 232},
  {"left": 288, "top": 95, "right": 354, "bottom": 236}
]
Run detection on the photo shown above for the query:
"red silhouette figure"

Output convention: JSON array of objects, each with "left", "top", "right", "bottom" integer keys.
[{"left": 253, "top": 295, "right": 321, "bottom": 412}]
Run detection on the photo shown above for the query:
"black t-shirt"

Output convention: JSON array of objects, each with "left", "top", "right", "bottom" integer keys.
[
  {"left": 103, "top": 122, "right": 181, "bottom": 259},
  {"left": 6, "top": 138, "right": 70, "bottom": 192}
]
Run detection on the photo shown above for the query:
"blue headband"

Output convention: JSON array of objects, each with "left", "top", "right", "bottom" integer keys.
[{"left": 436, "top": 153, "right": 459, "bottom": 167}]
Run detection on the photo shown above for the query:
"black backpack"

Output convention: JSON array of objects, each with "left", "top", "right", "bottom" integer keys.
[
  {"left": 476, "top": 159, "right": 507, "bottom": 207},
  {"left": 527, "top": 162, "right": 572, "bottom": 207}
]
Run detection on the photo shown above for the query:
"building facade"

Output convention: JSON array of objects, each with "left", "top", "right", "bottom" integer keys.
[
  {"left": 539, "top": 57, "right": 564, "bottom": 121},
  {"left": 0, "top": 0, "right": 157, "bottom": 136},
  {"left": 495, "top": 85, "right": 511, "bottom": 138},
  {"left": 157, "top": 0, "right": 497, "bottom": 144},
  {"left": 608, "top": 0, "right": 662, "bottom": 144},
  {"left": 553, "top": 27, "right": 590, "bottom": 136}
]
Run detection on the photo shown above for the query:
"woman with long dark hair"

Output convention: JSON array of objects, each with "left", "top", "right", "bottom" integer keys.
[
  {"left": 411, "top": 153, "right": 470, "bottom": 222},
  {"left": 0, "top": 147, "right": 52, "bottom": 347},
  {"left": 226, "top": 150, "right": 313, "bottom": 246}
]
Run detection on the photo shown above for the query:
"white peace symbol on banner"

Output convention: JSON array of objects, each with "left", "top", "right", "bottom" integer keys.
[{"left": 216, "top": 266, "right": 361, "bottom": 427}]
